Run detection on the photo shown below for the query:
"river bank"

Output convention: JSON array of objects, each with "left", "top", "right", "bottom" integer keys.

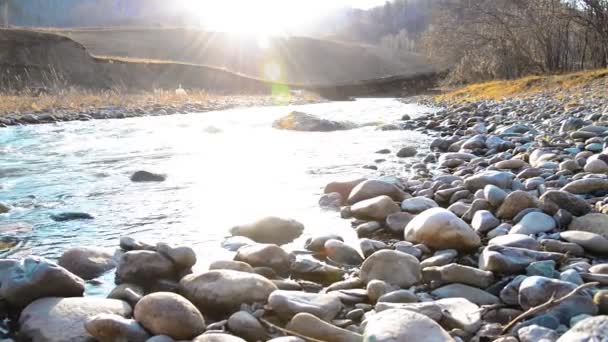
[{"left": 2, "top": 82, "right": 608, "bottom": 341}]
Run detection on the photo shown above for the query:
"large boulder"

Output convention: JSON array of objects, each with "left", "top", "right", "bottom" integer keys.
[
  {"left": 569, "top": 213, "right": 608, "bottom": 238},
  {"left": 58, "top": 247, "right": 116, "bottom": 280},
  {"left": 19, "top": 297, "right": 132, "bottom": 342},
  {"left": 464, "top": 171, "right": 514, "bottom": 192},
  {"left": 115, "top": 251, "right": 176, "bottom": 285},
  {"left": 134, "top": 292, "right": 205, "bottom": 340},
  {"left": 404, "top": 208, "right": 481, "bottom": 251},
  {"left": 347, "top": 180, "right": 407, "bottom": 205},
  {"left": 0, "top": 256, "right": 85, "bottom": 308},
  {"left": 360, "top": 250, "right": 421, "bottom": 287},
  {"left": 179, "top": 270, "right": 277, "bottom": 316},
  {"left": 234, "top": 244, "right": 291, "bottom": 274},
  {"left": 351, "top": 195, "right": 400, "bottom": 220},
  {"left": 229, "top": 217, "right": 304, "bottom": 245},
  {"left": 363, "top": 309, "right": 454, "bottom": 342},
  {"left": 273, "top": 111, "right": 356, "bottom": 132},
  {"left": 268, "top": 290, "right": 342, "bottom": 321}
]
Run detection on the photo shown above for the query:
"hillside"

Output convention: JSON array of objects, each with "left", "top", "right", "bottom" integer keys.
[{"left": 53, "top": 28, "right": 438, "bottom": 86}]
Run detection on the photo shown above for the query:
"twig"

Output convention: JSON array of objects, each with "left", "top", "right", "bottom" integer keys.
[
  {"left": 259, "top": 317, "right": 326, "bottom": 342},
  {"left": 501, "top": 282, "right": 599, "bottom": 334}
]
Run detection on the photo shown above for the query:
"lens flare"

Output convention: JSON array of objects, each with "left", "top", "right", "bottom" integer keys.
[{"left": 264, "top": 62, "right": 282, "bottom": 82}]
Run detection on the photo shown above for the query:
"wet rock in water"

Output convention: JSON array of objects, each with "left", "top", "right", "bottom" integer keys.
[
  {"left": 0, "top": 256, "right": 85, "bottom": 308},
  {"left": 360, "top": 250, "right": 421, "bottom": 287},
  {"left": 401, "top": 197, "right": 439, "bottom": 214},
  {"left": 560, "top": 231, "right": 608, "bottom": 254},
  {"left": 557, "top": 315, "right": 608, "bottom": 341},
  {"left": 58, "top": 247, "right": 116, "bottom": 280},
  {"left": 134, "top": 292, "right": 205, "bottom": 340},
  {"left": 221, "top": 236, "right": 258, "bottom": 252},
  {"left": 363, "top": 309, "right": 453, "bottom": 342},
  {"left": 404, "top": 207, "right": 481, "bottom": 251},
  {"left": 50, "top": 212, "right": 94, "bottom": 221},
  {"left": 539, "top": 190, "right": 591, "bottom": 216},
  {"left": 234, "top": 244, "right": 291, "bottom": 274},
  {"left": 268, "top": 290, "right": 342, "bottom": 321},
  {"left": 422, "top": 263, "right": 494, "bottom": 289},
  {"left": 287, "top": 313, "right": 362, "bottom": 342},
  {"left": 130, "top": 170, "right": 166, "bottom": 182},
  {"left": 519, "top": 276, "right": 597, "bottom": 323},
  {"left": 386, "top": 212, "right": 415, "bottom": 235},
  {"left": 272, "top": 111, "right": 356, "bottom": 132},
  {"left": 496, "top": 191, "right": 538, "bottom": 220},
  {"left": 179, "top": 270, "right": 277, "bottom": 316},
  {"left": 347, "top": 179, "right": 407, "bottom": 205},
  {"left": 568, "top": 213, "right": 608, "bottom": 238},
  {"left": 230, "top": 216, "right": 304, "bottom": 245},
  {"left": 119, "top": 236, "right": 156, "bottom": 251},
  {"left": 193, "top": 333, "right": 247, "bottom": 342},
  {"left": 397, "top": 146, "right": 417, "bottom": 158},
  {"left": 510, "top": 211, "right": 556, "bottom": 235},
  {"left": 431, "top": 283, "right": 500, "bottom": 305},
  {"left": 351, "top": 195, "right": 400, "bottom": 221},
  {"left": 85, "top": 313, "right": 150, "bottom": 342},
  {"left": 107, "top": 283, "right": 144, "bottom": 306},
  {"left": 156, "top": 243, "right": 197, "bottom": 270},
  {"left": 227, "top": 311, "right": 267, "bottom": 341},
  {"left": 324, "top": 239, "right": 364, "bottom": 266},
  {"left": 19, "top": 297, "right": 132, "bottom": 342},
  {"left": 472, "top": 210, "right": 500, "bottom": 233},
  {"left": 305, "top": 234, "right": 344, "bottom": 252},
  {"left": 115, "top": 250, "right": 176, "bottom": 286},
  {"left": 0, "top": 202, "right": 10, "bottom": 214},
  {"left": 324, "top": 178, "right": 366, "bottom": 200},
  {"left": 479, "top": 245, "right": 563, "bottom": 274},
  {"left": 319, "top": 192, "right": 343, "bottom": 210},
  {"left": 209, "top": 260, "right": 255, "bottom": 273},
  {"left": 561, "top": 178, "right": 608, "bottom": 194},
  {"left": 464, "top": 171, "right": 515, "bottom": 192}
]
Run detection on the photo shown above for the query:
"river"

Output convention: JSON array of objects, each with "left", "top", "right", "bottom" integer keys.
[{"left": 0, "top": 98, "right": 436, "bottom": 294}]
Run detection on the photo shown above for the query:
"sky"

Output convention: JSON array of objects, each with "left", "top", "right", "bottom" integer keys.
[{"left": 180, "top": 0, "right": 388, "bottom": 35}]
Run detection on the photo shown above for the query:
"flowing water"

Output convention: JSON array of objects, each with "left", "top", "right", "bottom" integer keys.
[{"left": 0, "top": 98, "right": 436, "bottom": 294}]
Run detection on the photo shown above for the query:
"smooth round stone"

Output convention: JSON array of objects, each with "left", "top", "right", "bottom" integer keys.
[
  {"left": 363, "top": 309, "right": 452, "bottom": 342},
  {"left": 526, "top": 260, "right": 557, "bottom": 278},
  {"left": 131, "top": 171, "right": 166, "bottom": 182},
  {"left": 518, "top": 325, "right": 559, "bottom": 342},
  {"left": 286, "top": 313, "right": 362, "bottom": 342},
  {"left": 85, "top": 314, "right": 150, "bottom": 342},
  {"left": 192, "top": 333, "right": 246, "bottom": 342},
  {"left": 557, "top": 316, "right": 608, "bottom": 341},
  {"left": 569, "top": 213, "right": 608, "bottom": 238},
  {"left": 355, "top": 221, "right": 383, "bottom": 237},
  {"left": 229, "top": 217, "right": 304, "bottom": 245},
  {"left": 324, "top": 239, "right": 364, "bottom": 266},
  {"left": 594, "top": 290, "right": 608, "bottom": 314},
  {"left": 134, "top": 292, "right": 205, "bottom": 340},
  {"left": 540, "top": 239, "right": 585, "bottom": 256},
  {"left": 464, "top": 171, "right": 514, "bottom": 192},
  {"left": 319, "top": 192, "right": 343, "bottom": 210},
  {"left": 268, "top": 290, "right": 342, "bottom": 321},
  {"left": 562, "top": 178, "right": 608, "bottom": 195},
  {"left": 422, "top": 263, "right": 494, "bottom": 289},
  {"left": 489, "top": 234, "right": 541, "bottom": 250},
  {"left": 495, "top": 159, "right": 526, "bottom": 169},
  {"left": 431, "top": 283, "right": 500, "bottom": 305},
  {"left": 209, "top": 260, "right": 254, "bottom": 273},
  {"left": 360, "top": 250, "right": 421, "bottom": 288},
  {"left": 234, "top": 244, "right": 291, "bottom": 274},
  {"left": 226, "top": 311, "right": 267, "bottom": 341},
  {"left": 347, "top": 180, "right": 406, "bottom": 205},
  {"left": 115, "top": 251, "right": 176, "bottom": 285},
  {"left": 377, "top": 290, "right": 418, "bottom": 304},
  {"left": 586, "top": 143, "right": 604, "bottom": 152},
  {"left": 400, "top": 197, "right": 439, "bottom": 214},
  {"left": 366, "top": 280, "right": 398, "bottom": 303},
  {"left": 539, "top": 190, "right": 591, "bottom": 216},
  {"left": 107, "top": 284, "right": 144, "bottom": 307},
  {"left": 156, "top": 243, "right": 197, "bottom": 270},
  {"left": 510, "top": 212, "right": 556, "bottom": 235},
  {"left": 589, "top": 264, "right": 608, "bottom": 274},
  {"left": 57, "top": 247, "right": 116, "bottom": 280},
  {"left": 496, "top": 191, "right": 538, "bottom": 220},
  {"left": 560, "top": 231, "right": 608, "bottom": 254},
  {"left": 404, "top": 207, "right": 481, "bottom": 251},
  {"left": 324, "top": 178, "right": 366, "bottom": 200},
  {"left": 397, "top": 146, "right": 417, "bottom": 158},
  {"left": 351, "top": 195, "right": 400, "bottom": 220},
  {"left": 420, "top": 249, "right": 458, "bottom": 268},
  {"left": 304, "top": 234, "right": 344, "bottom": 252},
  {"left": 472, "top": 210, "right": 500, "bottom": 233},
  {"left": 487, "top": 224, "right": 511, "bottom": 239},
  {"left": 386, "top": 212, "right": 415, "bottom": 235},
  {"left": 584, "top": 159, "right": 608, "bottom": 173}
]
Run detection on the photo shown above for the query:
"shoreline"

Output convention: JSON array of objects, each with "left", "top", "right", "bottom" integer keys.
[{"left": 2, "top": 85, "right": 608, "bottom": 341}]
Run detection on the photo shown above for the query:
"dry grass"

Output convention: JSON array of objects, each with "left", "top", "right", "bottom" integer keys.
[
  {"left": 437, "top": 68, "right": 608, "bottom": 102},
  {"left": 0, "top": 88, "right": 301, "bottom": 115}
]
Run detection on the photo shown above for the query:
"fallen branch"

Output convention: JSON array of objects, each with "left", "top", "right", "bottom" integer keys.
[
  {"left": 259, "top": 317, "right": 326, "bottom": 342},
  {"left": 501, "top": 282, "right": 599, "bottom": 334}
]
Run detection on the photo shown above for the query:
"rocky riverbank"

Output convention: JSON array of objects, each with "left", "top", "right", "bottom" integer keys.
[{"left": 2, "top": 88, "right": 608, "bottom": 341}]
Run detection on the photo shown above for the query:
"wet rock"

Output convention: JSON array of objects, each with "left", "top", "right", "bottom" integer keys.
[
  {"left": 51, "top": 212, "right": 94, "bottom": 221},
  {"left": 0, "top": 256, "right": 85, "bottom": 308},
  {"left": 561, "top": 178, "right": 608, "bottom": 194},
  {"left": 227, "top": 311, "right": 267, "bottom": 341},
  {"left": 119, "top": 236, "right": 156, "bottom": 251},
  {"left": 115, "top": 250, "right": 176, "bottom": 285},
  {"left": 286, "top": 313, "right": 362, "bottom": 342},
  {"left": 268, "top": 290, "right": 342, "bottom": 321},
  {"left": 230, "top": 216, "right": 304, "bottom": 245},
  {"left": 131, "top": 171, "right": 166, "bottom": 182},
  {"left": 479, "top": 245, "right": 563, "bottom": 274},
  {"left": 401, "top": 197, "right": 439, "bottom": 214},
  {"left": 363, "top": 309, "right": 453, "bottom": 342},
  {"left": 157, "top": 243, "right": 197, "bottom": 270},
  {"left": 360, "top": 250, "right": 421, "bottom": 287},
  {"left": 107, "top": 283, "right": 144, "bottom": 306},
  {"left": 422, "top": 263, "right": 494, "bottom": 289},
  {"left": 539, "top": 190, "right": 591, "bottom": 216},
  {"left": 58, "top": 247, "right": 116, "bottom": 280},
  {"left": 557, "top": 315, "right": 608, "bottom": 341},
  {"left": 568, "top": 213, "right": 608, "bottom": 238},
  {"left": 19, "top": 297, "right": 131, "bottom": 342},
  {"left": 209, "top": 260, "right": 254, "bottom": 273},
  {"left": 85, "top": 314, "right": 150, "bottom": 342},
  {"left": 560, "top": 231, "right": 608, "bottom": 254},
  {"left": 431, "top": 283, "right": 500, "bottom": 305},
  {"left": 319, "top": 192, "right": 343, "bottom": 210},
  {"left": 324, "top": 178, "right": 366, "bottom": 200},
  {"left": 472, "top": 210, "right": 500, "bottom": 233},
  {"left": 404, "top": 208, "right": 481, "bottom": 251},
  {"left": 526, "top": 260, "right": 557, "bottom": 278},
  {"left": 134, "top": 292, "right": 205, "bottom": 340},
  {"left": 464, "top": 171, "right": 514, "bottom": 192},
  {"left": 397, "top": 146, "right": 417, "bottom": 158},
  {"left": 179, "top": 270, "right": 277, "bottom": 316},
  {"left": 347, "top": 180, "right": 407, "bottom": 205},
  {"left": 351, "top": 195, "right": 400, "bottom": 220},
  {"left": 273, "top": 111, "right": 355, "bottom": 132},
  {"left": 497, "top": 191, "right": 538, "bottom": 219},
  {"left": 324, "top": 239, "right": 364, "bottom": 266},
  {"left": 235, "top": 244, "right": 291, "bottom": 274},
  {"left": 510, "top": 212, "right": 556, "bottom": 235}
]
